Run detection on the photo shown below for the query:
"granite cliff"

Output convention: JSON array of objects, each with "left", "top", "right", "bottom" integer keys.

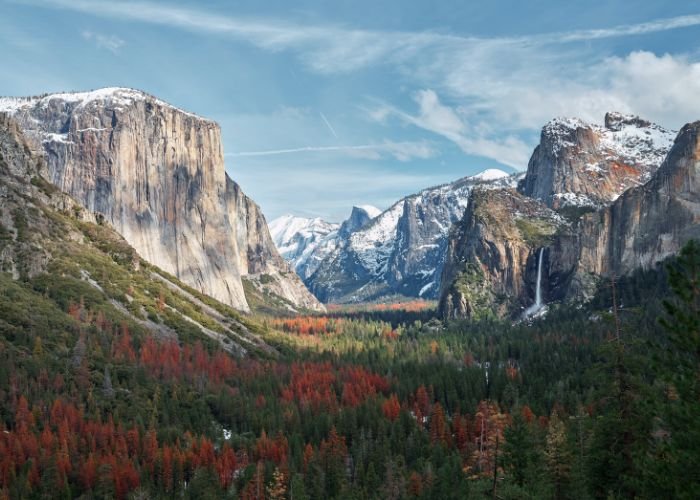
[
  {"left": 0, "top": 88, "right": 322, "bottom": 312},
  {"left": 519, "top": 113, "right": 674, "bottom": 210},
  {"left": 553, "top": 120, "right": 700, "bottom": 301},
  {"left": 0, "top": 111, "right": 274, "bottom": 354},
  {"left": 439, "top": 116, "right": 700, "bottom": 321},
  {"left": 438, "top": 188, "right": 566, "bottom": 320}
]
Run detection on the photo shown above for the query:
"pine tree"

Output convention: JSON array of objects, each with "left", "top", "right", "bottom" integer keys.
[
  {"left": 643, "top": 240, "right": 700, "bottom": 498},
  {"left": 502, "top": 412, "right": 536, "bottom": 488},
  {"left": 587, "top": 276, "right": 647, "bottom": 499},
  {"left": 545, "top": 411, "right": 571, "bottom": 500}
]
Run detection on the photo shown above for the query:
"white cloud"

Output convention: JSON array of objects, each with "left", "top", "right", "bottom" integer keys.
[
  {"left": 605, "top": 51, "right": 700, "bottom": 126},
  {"left": 81, "top": 30, "right": 125, "bottom": 53},
  {"left": 34, "top": 1, "right": 700, "bottom": 71},
  {"left": 32, "top": 0, "right": 700, "bottom": 167},
  {"left": 372, "top": 90, "right": 532, "bottom": 168}
]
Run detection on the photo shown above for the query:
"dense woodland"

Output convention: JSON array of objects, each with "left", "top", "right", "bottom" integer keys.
[{"left": 1, "top": 236, "right": 699, "bottom": 499}]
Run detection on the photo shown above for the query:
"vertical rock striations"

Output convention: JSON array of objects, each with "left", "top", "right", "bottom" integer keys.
[
  {"left": 0, "top": 88, "right": 322, "bottom": 312},
  {"left": 438, "top": 188, "right": 566, "bottom": 320},
  {"left": 556, "top": 121, "right": 700, "bottom": 299}
]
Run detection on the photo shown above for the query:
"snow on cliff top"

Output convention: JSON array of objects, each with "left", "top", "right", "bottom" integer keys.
[
  {"left": 543, "top": 113, "right": 675, "bottom": 164},
  {"left": 347, "top": 168, "right": 516, "bottom": 276},
  {"left": 0, "top": 87, "right": 211, "bottom": 122},
  {"left": 354, "top": 205, "right": 382, "bottom": 218},
  {"left": 468, "top": 168, "right": 510, "bottom": 181}
]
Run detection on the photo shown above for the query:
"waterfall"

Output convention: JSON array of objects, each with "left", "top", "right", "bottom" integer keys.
[
  {"left": 534, "top": 247, "right": 543, "bottom": 308},
  {"left": 524, "top": 248, "right": 545, "bottom": 318}
]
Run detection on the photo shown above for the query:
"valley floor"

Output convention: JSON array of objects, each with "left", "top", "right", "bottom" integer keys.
[{"left": 1, "top": 243, "right": 699, "bottom": 499}]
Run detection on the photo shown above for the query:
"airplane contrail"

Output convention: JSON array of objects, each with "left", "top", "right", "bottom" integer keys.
[
  {"left": 319, "top": 112, "right": 339, "bottom": 139},
  {"left": 227, "top": 144, "right": 377, "bottom": 157}
]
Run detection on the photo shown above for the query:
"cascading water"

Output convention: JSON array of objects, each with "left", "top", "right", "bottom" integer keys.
[{"left": 524, "top": 247, "right": 545, "bottom": 318}]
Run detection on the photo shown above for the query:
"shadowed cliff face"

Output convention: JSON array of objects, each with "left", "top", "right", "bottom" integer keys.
[
  {"left": 553, "top": 121, "right": 700, "bottom": 300},
  {"left": 0, "top": 88, "right": 322, "bottom": 312},
  {"left": 438, "top": 188, "right": 566, "bottom": 320}
]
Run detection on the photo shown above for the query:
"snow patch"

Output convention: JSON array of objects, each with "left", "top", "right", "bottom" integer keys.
[
  {"left": 469, "top": 168, "right": 510, "bottom": 181},
  {"left": 0, "top": 87, "right": 211, "bottom": 122},
  {"left": 419, "top": 281, "right": 435, "bottom": 296},
  {"left": 355, "top": 205, "right": 381, "bottom": 219}
]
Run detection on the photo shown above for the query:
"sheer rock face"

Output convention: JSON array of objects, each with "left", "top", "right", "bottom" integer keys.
[
  {"left": 438, "top": 188, "right": 566, "bottom": 320},
  {"left": 440, "top": 120, "right": 700, "bottom": 320},
  {"left": 338, "top": 206, "right": 376, "bottom": 239},
  {"left": 554, "top": 121, "right": 700, "bottom": 300},
  {"left": 519, "top": 113, "right": 674, "bottom": 210},
  {"left": 0, "top": 88, "right": 322, "bottom": 312}
]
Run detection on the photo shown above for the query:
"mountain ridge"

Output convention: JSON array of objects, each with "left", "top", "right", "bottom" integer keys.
[
  {"left": 439, "top": 114, "right": 699, "bottom": 320},
  {"left": 302, "top": 168, "right": 517, "bottom": 303}
]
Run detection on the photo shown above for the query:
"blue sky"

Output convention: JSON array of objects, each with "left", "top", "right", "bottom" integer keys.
[{"left": 2, "top": 1, "right": 700, "bottom": 221}]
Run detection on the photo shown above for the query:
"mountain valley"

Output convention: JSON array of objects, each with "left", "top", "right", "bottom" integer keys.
[{"left": 1, "top": 87, "right": 698, "bottom": 499}]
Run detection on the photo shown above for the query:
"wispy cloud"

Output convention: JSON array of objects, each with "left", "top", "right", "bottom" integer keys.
[
  {"left": 369, "top": 90, "right": 533, "bottom": 168},
  {"left": 81, "top": 30, "right": 124, "bottom": 53},
  {"left": 226, "top": 141, "right": 435, "bottom": 162},
  {"left": 28, "top": 0, "right": 700, "bottom": 168},
  {"left": 28, "top": 1, "right": 700, "bottom": 71}
]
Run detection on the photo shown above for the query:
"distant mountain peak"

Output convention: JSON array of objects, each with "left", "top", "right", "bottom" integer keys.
[
  {"left": 305, "top": 171, "right": 519, "bottom": 303},
  {"left": 353, "top": 205, "right": 381, "bottom": 218},
  {"left": 469, "top": 168, "right": 511, "bottom": 181}
]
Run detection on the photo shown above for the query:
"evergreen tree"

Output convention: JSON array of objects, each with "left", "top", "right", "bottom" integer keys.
[
  {"left": 545, "top": 411, "right": 571, "bottom": 500},
  {"left": 643, "top": 240, "right": 700, "bottom": 498},
  {"left": 587, "top": 277, "right": 647, "bottom": 498},
  {"left": 502, "top": 412, "right": 537, "bottom": 489}
]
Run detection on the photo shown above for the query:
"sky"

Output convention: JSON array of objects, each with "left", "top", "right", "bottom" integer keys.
[{"left": 2, "top": 1, "right": 700, "bottom": 222}]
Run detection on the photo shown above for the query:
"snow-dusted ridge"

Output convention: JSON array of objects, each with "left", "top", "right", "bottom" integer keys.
[
  {"left": 269, "top": 215, "right": 341, "bottom": 280},
  {"left": 355, "top": 204, "right": 382, "bottom": 219},
  {"left": 305, "top": 169, "right": 521, "bottom": 303},
  {"left": 0, "top": 87, "right": 212, "bottom": 123},
  {"left": 524, "top": 112, "right": 676, "bottom": 209}
]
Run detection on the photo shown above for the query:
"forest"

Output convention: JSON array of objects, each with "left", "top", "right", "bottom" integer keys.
[{"left": 1, "top": 240, "right": 699, "bottom": 499}]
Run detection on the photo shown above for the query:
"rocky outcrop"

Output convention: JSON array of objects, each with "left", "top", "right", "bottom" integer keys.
[
  {"left": 338, "top": 205, "right": 379, "bottom": 239},
  {"left": 519, "top": 113, "right": 674, "bottom": 209},
  {"left": 551, "top": 121, "right": 700, "bottom": 300},
  {"left": 305, "top": 169, "right": 518, "bottom": 303},
  {"left": 226, "top": 180, "right": 324, "bottom": 311},
  {"left": 0, "top": 88, "right": 322, "bottom": 312},
  {"left": 438, "top": 188, "right": 567, "bottom": 320},
  {"left": 440, "top": 119, "right": 700, "bottom": 321},
  {"left": 0, "top": 112, "right": 98, "bottom": 280}
]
